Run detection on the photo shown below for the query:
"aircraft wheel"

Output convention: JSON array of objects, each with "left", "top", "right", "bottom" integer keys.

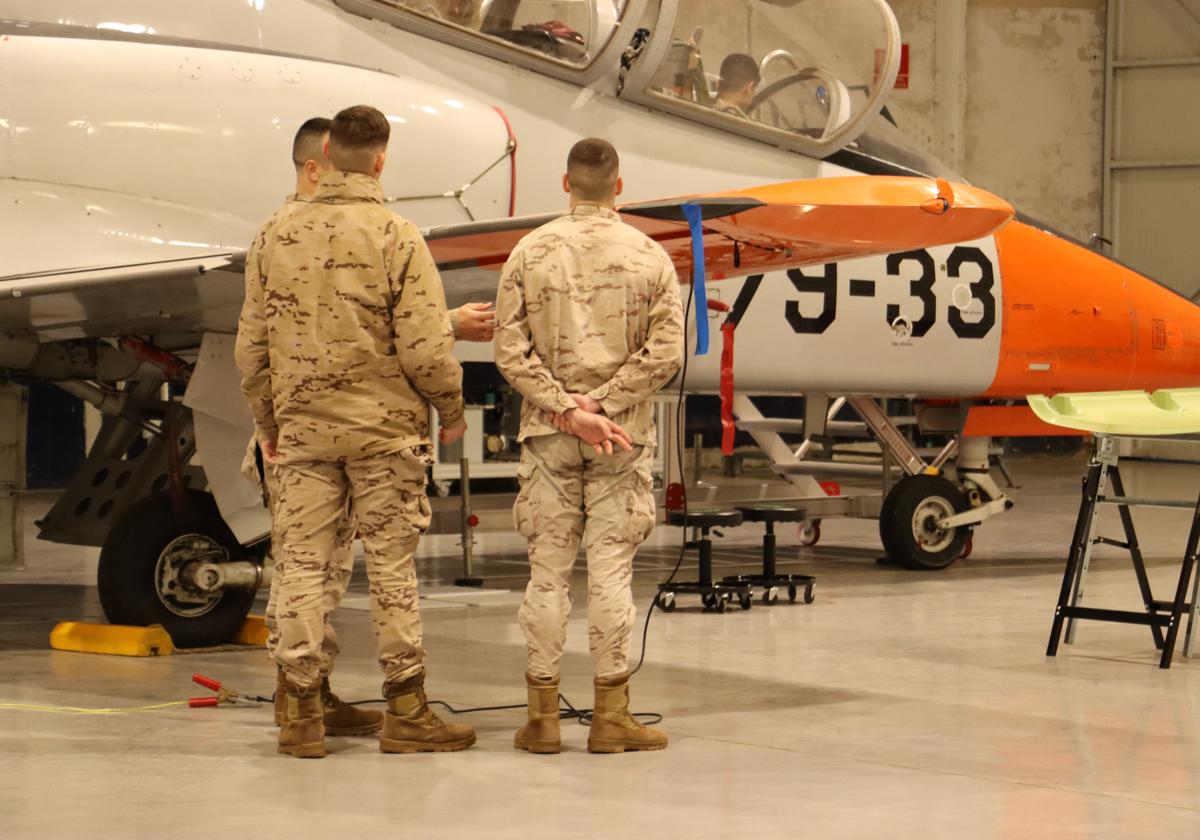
[
  {"left": 97, "top": 490, "right": 258, "bottom": 647},
  {"left": 879, "top": 475, "right": 970, "bottom": 571}
]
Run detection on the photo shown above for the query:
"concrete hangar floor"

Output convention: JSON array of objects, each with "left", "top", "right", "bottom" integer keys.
[{"left": 2, "top": 454, "right": 1199, "bottom": 839}]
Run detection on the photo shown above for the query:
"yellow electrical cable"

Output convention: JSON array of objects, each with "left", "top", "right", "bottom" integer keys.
[{"left": 0, "top": 700, "right": 189, "bottom": 715}]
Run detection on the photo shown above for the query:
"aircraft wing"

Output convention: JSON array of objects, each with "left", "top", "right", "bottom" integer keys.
[
  {"left": 427, "top": 175, "right": 1014, "bottom": 289},
  {"left": 0, "top": 178, "right": 254, "bottom": 351},
  {"left": 0, "top": 175, "right": 1012, "bottom": 350},
  {"left": 0, "top": 254, "right": 246, "bottom": 346}
]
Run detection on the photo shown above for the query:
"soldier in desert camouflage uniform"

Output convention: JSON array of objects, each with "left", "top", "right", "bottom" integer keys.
[
  {"left": 236, "top": 104, "right": 475, "bottom": 758},
  {"left": 245, "top": 117, "right": 495, "bottom": 740},
  {"left": 495, "top": 138, "right": 684, "bottom": 754}
]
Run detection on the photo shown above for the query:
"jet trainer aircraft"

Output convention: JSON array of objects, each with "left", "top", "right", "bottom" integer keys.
[{"left": 2, "top": 0, "right": 1198, "bottom": 646}]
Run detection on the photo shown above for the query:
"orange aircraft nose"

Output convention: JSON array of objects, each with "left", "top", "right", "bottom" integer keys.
[{"left": 986, "top": 218, "right": 1200, "bottom": 398}]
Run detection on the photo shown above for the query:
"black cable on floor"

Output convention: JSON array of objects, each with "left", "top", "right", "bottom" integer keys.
[{"left": 342, "top": 695, "right": 662, "bottom": 726}]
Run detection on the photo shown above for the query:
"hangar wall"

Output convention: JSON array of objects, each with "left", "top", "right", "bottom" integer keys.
[{"left": 884, "top": 0, "right": 1106, "bottom": 242}]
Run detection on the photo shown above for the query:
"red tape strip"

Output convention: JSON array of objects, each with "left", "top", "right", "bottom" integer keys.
[{"left": 720, "top": 322, "right": 736, "bottom": 456}]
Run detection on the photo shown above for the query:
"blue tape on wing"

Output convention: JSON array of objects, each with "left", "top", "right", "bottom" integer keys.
[{"left": 681, "top": 202, "right": 709, "bottom": 356}]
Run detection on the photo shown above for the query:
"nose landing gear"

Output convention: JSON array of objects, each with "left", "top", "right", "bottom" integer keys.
[{"left": 879, "top": 474, "right": 972, "bottom": 570}]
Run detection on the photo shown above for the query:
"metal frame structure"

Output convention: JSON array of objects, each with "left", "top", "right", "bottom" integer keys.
[{"left": 1047, "top": 435, "right": 1200, "bottom": 669}]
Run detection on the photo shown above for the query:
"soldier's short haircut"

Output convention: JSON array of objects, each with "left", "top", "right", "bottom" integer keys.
[
  {"left": 328, "top": 105, "right": 391, "bottom": 173},
  {"left": 718, "top": 53, "right": 761, "bottom": 95},
  {"left": 566, "top": 138, "right": 620, "bottom": 202},
  {"left": 291, "top": 117, "right": 332, "bottom": 169}
]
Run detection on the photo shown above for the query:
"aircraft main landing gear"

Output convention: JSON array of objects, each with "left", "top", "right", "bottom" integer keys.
[{"left": 97, "top": 489, "right": 263, "bottom": 647}]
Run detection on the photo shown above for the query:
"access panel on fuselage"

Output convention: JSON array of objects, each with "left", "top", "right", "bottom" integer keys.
[{"left": 681, "top": 237, "right": 1003, "bottom": 397}]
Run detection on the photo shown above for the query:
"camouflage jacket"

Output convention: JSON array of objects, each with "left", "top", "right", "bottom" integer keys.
[
  {"left": 494, "top": 203, "right": 684, "bottom": 445},
  {"left": 235, "top": 171, "right": 464, "bottom": 463}
]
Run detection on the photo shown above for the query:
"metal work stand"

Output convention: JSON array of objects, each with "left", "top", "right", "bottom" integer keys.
[
  {"left": 655, "top": 509, "right": 750, "bottom": 613},
  {"left": 1047, "top": 435, "right": 1200, "bottom": 669},
  {"left": 454, "top": 458, "right": 483, "bottom": 587},
  {"left": 721, "top": 505, "right": 815, "bottom": 605}
]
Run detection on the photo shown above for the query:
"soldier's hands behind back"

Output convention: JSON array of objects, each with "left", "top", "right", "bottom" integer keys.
[
  {"left": 566, "top": 409, "right": 633, "bottom": 456},
  {"left": 568, "top": 393, "right": 602, "bottom": 414},
  {"left": 440, "top": 420, "right": 468, "bottom": 447},
  {"left": 456, "top": 302, "right": 496, "bottom": 342}
]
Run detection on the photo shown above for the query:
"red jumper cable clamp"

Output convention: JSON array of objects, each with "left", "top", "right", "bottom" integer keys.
[{"left": 189, "top": 673, "right": 260, "bottom": 708}]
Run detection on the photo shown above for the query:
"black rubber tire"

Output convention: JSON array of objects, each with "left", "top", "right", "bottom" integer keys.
[
  {"left": 879, "top": 475, "right": 970, "bottom": 571},
  {"left": 738, "top": 593, "right": 752, "bottom": 611},
  {"left": 97, "top": 490, "right": 257, "bottom": 647}
]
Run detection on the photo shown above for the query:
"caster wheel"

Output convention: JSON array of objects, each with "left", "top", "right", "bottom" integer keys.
[
  {"left": 960, "top": 532, "right": 974, "bottom": 560},
  {"left": 798, "top": 520, "right": 822, "bottom": 547},
  {"left": 762, "top": 587, "right": 779, "bottom": 606},
  {"left": 803, "top": 585, "right": 815, "bottom": 604},
  {"left": 656, "top": 592, "right": 676, "bottom": 612},
  {"left": 739, "top": 592, "right": 752, "bottom": 611},
  {"left": 712, "top": 595, "right": 726, "bottom": 614},
  {"left": 787, "top": 584, "right": 798, "bottom": 603},
  {"left": 701, "top": 593, "right": 717, "bottom": 609}
]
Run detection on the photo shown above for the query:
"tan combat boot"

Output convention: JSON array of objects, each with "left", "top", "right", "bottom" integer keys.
[
  {"left": 321, "top": 677, "right": 384, "bottom": 737},
  {"left": 273, "top": 667, "right": 287, "bottom": 726},
  {"left": 587, "top": 673, "right": 668, "bottom": 754},
  {"left": 379, "top": 672, "right": 476, "bottom": 753},
  {"left": 513, "top": 673, "right": 561, "bottom": 754},
  {"left": 278, "top": 687, "right": 326, "bottom": 758}
]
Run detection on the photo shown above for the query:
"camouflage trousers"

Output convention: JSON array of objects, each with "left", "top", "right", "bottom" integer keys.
[
  {"left": 271, "top": 447, "right": 432, "bottom": 694},
  {"left": 262, "top": 461, "right": 356, "bottom": 677},
  {"left": 514, "top": 434, "right": 656, "bottom": 680}
]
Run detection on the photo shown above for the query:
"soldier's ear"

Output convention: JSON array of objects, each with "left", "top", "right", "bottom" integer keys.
[
  {"left": 562, "top": 173, "right": 572, "bottom": 195},
  {"left": 613, "top": 177, "right": 624, "bottom": 198},
  {"left": 374, "top": 150, "right": 387, "bottom": 179}
]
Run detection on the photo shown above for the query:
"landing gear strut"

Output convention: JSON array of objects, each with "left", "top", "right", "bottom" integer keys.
[{"left": 847, "top": 399, "right": 1012, "bottom": 570}]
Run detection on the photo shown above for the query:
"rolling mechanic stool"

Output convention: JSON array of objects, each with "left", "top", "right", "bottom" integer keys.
[
  {"left": 655, "top": 508, "right": 751, "bottom": 613},
  {"left": 722, "top": 505, "right": 816, "bottom": 605}
]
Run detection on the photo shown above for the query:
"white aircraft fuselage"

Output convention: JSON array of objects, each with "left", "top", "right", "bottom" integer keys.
[{"left": 2, "top": 0, "right": 1008, "bottom": 396}]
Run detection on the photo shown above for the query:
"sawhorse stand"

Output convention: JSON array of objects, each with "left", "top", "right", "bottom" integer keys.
[{"left": 1047, "top": 435, "right": 1200, "bottom": 668}]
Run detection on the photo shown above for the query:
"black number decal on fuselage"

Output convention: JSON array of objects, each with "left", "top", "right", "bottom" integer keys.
[
  {"left": 785, "top": 265, "right": 837, "bottom": 334},
  {"left": 775, "top": 247, "right": 997, "bottom": 339},
  {"left": 946, "top": 247, "right": 997, "bottom": 339},
  {"left": 885, "top": 250, "right": 937, "bottom": 338}
]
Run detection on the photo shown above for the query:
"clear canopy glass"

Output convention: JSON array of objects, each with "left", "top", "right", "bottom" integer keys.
[
  {"left": 390, "top": 0, "right": 626, "bottom": 65},
  {"left": 642, "top": 0, "right": 900, "bottom": 154}
]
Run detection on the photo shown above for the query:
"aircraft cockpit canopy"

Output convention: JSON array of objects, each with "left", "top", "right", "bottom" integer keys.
[
  {"left": 630, "top": 0, "right": 901, "bottom": 157},
  {"left": 373, "top": 0, "right": 627, "bottom": 65},
  {"left": 338, "top": 0, "right": 901, "bottom": 158}
]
